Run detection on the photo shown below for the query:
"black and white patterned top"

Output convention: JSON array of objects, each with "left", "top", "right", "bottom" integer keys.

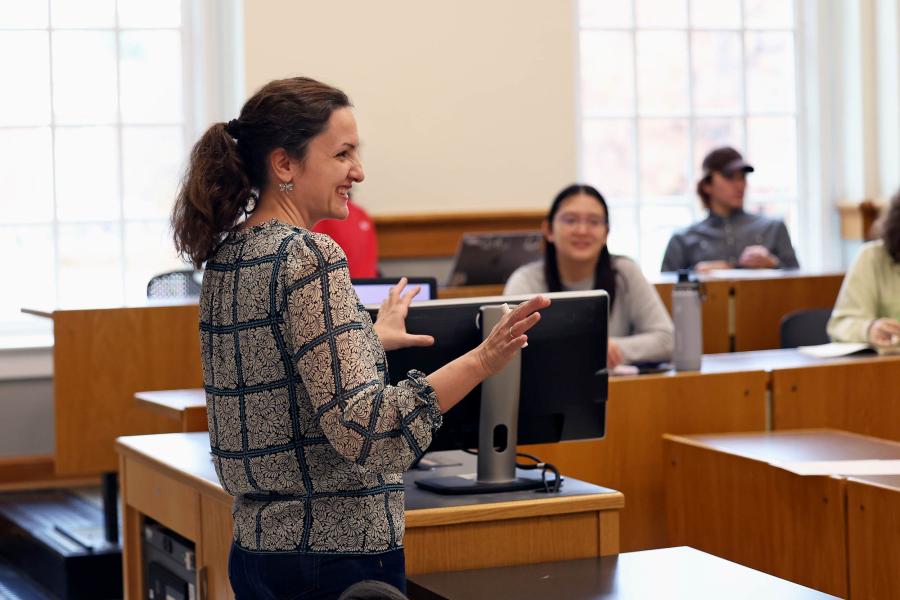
[{"left": 199, "top": 219, "right": 442, "bottom": 554}]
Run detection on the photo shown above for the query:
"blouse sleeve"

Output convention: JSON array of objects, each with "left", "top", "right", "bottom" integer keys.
[
  {"left": 827, "top": 244, "right": 879, "bottom": 343},
  {"left": 283, "top": 232, "right": 442, "bottom": 473},
  {"left": 611, "top": 258, "right": 675, "bottom": 364}
]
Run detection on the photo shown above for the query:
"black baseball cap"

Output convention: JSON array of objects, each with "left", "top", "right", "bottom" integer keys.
[{"left": 701, "top": 146, "right": 754, "bottom": 177}]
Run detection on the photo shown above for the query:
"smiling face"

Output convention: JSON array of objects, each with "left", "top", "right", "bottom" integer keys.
[
  {"left": 544, "top": 192, "right": 609, "bottom": 264},
  {"left": 291, "top": 107, "right": 365, "bottom": 224}
]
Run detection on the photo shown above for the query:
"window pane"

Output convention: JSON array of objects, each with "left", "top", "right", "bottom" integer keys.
[
  {"left": 55, "top": 127, "right": 120, "bottom": 222},
  {"left": 50, "top": 0, "right": 115, "bottom": 28},
  {"left": 580, "top": 31, "right": 635, "bottom": 116},
  {"left": 124, "top": 221, "right": 186, "bottom": 303},
  {"left": 747, "top": 117, "right": 797, "bottom": 195},
  {"left": 639, "top": 118, "right": 690, "bottom": 196},
  {"left": 0, "top": 226, "right": 55, "bottom": 332},
  {"left": 579, "top": 0, "right": 632, "bottom": 28},
  {"left": 690, "top": 0, "right": 740, "bottom": 28},
  {"left": 636, "top": 0, "right": 686, "bottom": 28},
  {"left": 118, "top": 0, "right": 181, "bottom": 28},
  {"left": 692, "top": 32, "right": 742, "bottom": 114},
  {"left": 744, "top": 0, "right": 794, "bottom": 28},
  {"left": 122, "top": 126, "right": 184, "bottom": 219},
  {"left": 120, "top": 31, "right": 183, "bottom": 123},
  {"left": 693, "top": 118, "right": 743, "bottom": 171},
  {"left": 0, "top": 32, "right": 51, "bottom": 126},
  {"left": 0, "top": 1, "right": 48, "bottom": 28},
  {"left": 640, "top": 204, "right": 694, "bottom": 271},
  {"left": 0, "top": 128, "right": 54, "bottom": 224},
  {"left": 637, "top": 31, "right": 688, "bottom": 115},
  {"left": 606, "top": 205, "right": 639, "bottom": 260},
  {"left": 745, "top": 32, "right": 795, "bottom": 112},
  {"left": 52, "top": 31, "right": 118, "bottom": 125},
  {"left": 57, "top": 223, "right": 123, "bottom": 307},
  {"left": 581, "top": 119, "right": 635, "bottom": 198}
]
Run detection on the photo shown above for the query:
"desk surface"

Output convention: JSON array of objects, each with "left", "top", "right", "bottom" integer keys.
[
  {"left": 407, "top": 546, "right": 838, "bottom": 600},
  {"left": 666, "top": 429, "right": 900, "bottom": 465},
  {"left": 114, "top": 433, "right": 623, "bottom": 514}
]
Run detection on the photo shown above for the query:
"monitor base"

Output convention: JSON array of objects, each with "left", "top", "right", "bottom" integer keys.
[{"left": 414, "top": 472, "right": 561, "bottom": 495}]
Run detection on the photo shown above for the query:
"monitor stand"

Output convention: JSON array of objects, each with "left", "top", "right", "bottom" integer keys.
[{"left": 415, "top": 304, "right": 552, "bottom": 495}]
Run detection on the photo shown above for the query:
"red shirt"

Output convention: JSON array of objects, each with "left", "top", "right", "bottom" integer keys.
[{"left": 312, "top": 200, "right": 379, "bottom": 277}]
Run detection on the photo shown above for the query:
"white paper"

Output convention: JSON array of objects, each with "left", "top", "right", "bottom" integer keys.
[
  {"left": 773, "top": 459, "right": 900, "bottom": 476},
  {"left": 705, "top": 268, "right": 783, "bottom": 279},
  {"left": 796, "top": 342, "right": 871, "bottom": 358}
]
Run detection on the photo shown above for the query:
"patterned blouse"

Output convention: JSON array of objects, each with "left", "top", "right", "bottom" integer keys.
[{"left": 199, "top": 219, "right": 442, "bottom": 554}]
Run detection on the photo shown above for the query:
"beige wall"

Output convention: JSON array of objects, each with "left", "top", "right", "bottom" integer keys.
[{"left": 243, "top": 1, "right": 577, "bottom": 216}]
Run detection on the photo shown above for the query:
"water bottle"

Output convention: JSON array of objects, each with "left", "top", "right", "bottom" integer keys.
[{"left": 672, "top": 270, "right": 703, "bottom": 371}]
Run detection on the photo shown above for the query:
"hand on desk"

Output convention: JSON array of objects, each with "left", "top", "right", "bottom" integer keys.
[
  {"left": 694, "top": 260, "right": 732, "bottom": 273},
  {"left": 738, "top": 245, "right": 779, "bottom": 269},
  {"left": 607, "top": 339, "right": 624, "bottom": 369},
  {"left": 868, "top": 318, "right": 900, "bottom": 348}
]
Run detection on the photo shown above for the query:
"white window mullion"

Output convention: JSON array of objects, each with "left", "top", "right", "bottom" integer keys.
[
  {"left": 47, "top": 0, "right": 60, "bottom": 311},
  {"left": 686, "top": 0, "right": 698, "bottom": 222},
  {"left": 113, "top": 3, "right": 127, "bottom": 303},
  {"left": 630, "top": 1, "right": 642, "bottom": 256}
]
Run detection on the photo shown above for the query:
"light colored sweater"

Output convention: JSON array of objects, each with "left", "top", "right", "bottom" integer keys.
[
  {"left": 504, "top": 257, "right": 674, "bottom": 364},
  {"left": 827, "top": 240, "right": 900, "bottom": 342}
]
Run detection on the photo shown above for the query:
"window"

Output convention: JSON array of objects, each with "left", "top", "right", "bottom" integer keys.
[
  {"left": 577, "top": 0, "right": 801, "bottom": 271},
  {"left": 0, "top": 0, "right": 192, "bottom": 338}
]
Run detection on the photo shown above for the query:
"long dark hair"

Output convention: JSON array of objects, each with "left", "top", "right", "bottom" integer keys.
[
  {"left": 543, "top": 184, "right": 616, "bottom": 310},
  {"left": 172, "top": 77, "right": 351, "bottom": 268},
  {"left": 883, "top": 189, "right": 900, "bottom": 263}
]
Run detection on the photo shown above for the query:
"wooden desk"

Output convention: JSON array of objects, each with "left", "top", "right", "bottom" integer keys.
[
  {"left": 407, "top": 546, "right": 839, "bottom": 599},
  {"left": 523, "top": 368, "right": 767, "bottom": 552},
  {"left": 135, "top": 389, "right": 207, "bottom": 432},
  {"left": 664, "top": 429, "right": 900, "bottom": 598},
  {"left": 116, "top": 433, "right": 624, "bottom": 600},
  {"left": 845, "top": 475, "right": 900, "bottom": 600},
  {"left": 770, "top": 353, "right": 900, "bottom": 440},
  {"left": 729, "top": 271, "right": 844, "bottom": 351},
  {"left": 24, "top": 302, "right": 202, "bottom": 476}
]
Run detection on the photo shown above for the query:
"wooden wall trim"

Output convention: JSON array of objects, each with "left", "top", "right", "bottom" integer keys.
[
  {"left": 374, "top": 210, "right": 545, "bottom": 259},
  {"left": 838, "top": 199, "right": 884, "bottom": 241}
]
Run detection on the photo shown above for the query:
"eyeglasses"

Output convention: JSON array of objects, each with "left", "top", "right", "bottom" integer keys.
[{"left": 555, "top": 214, "right": 608, "bottom": 229}]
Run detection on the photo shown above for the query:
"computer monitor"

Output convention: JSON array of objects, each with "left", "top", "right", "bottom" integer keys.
[
  {"left": 378, "top": 290, "right": 608, "bottom": 494},
  {"left": 352, "top": 277, "right": 438, "bottom": 305},
  {"left": 445, "top": 231, "right": 543, "bottom": 287}
]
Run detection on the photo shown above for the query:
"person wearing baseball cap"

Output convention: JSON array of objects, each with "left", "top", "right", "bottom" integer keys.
[{"left": 660, "top": 146, "right": 799, "bottom": 272}]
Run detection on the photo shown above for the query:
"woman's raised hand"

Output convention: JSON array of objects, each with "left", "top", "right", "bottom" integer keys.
[
  {"left": 474, "top": 295, "right": 551, "bottom": 377},
  {"left": 373, "top": 277, "right": 435, "bottom": 351}
]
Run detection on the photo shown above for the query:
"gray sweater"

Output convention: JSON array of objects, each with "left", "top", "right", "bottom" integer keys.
[
  {"left": 200, "top": 219, "right": 442, "bottom": 555},
  {"left": 503, "top": 257, "right": 674, "bottom": 364}
]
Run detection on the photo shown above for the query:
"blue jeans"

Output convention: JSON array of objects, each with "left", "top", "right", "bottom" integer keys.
[{"left": 228, "top": 543, "right": 407, "bottom": 600}]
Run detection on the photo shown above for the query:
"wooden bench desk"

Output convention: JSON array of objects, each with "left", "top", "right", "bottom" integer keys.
[
  {"left": 116, "top": 433, "right": 624, "bottom": 600},
  {"left": 135, "top": 389, "right": 207, "bottom": 432},
  {"left": 664, "top": 429, "right": 900, "bottom": 598},
  {"left": 846, "top": 475, "right": 900, "bottom": 600}
]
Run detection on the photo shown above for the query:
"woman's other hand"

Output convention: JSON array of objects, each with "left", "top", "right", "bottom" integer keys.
[
  {"left": 607, "top": 339, "right": 624, "bottom": 369},
  {"left": 474, "top": 295, "right": 550, "bottom": 377},
  {"left": 373, "top": 277, "right": 435, "bottom": 351},
  {"left": 868, "top": 318, "right": 900, "bottom": 347}
]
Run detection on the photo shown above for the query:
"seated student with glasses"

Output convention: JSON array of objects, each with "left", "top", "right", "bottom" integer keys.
[{"left": 504, "top": 184, "right": 673, "bottom": 369}]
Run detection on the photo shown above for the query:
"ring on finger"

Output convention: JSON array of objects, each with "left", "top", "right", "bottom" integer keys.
[{"left": 508, "top": 326, "right": 515, "bottom": 340}]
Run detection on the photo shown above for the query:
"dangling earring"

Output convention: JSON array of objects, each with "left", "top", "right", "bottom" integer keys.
[
  {"left": 278, "top": 181, "right": 294, "bottom": 192},
  {"left": 245, "top": 191, "right": 258, "bottom": 215}
]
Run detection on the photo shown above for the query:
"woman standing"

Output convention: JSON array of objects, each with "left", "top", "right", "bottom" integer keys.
[
  {"left": 504, "top": 184, "right": 671, "bottom": 368},
  {"left": 172, "top": 77, "right": 547, "bottom": 599}
]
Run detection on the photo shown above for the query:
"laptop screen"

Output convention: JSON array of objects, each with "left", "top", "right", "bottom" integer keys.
[{"left": 352, "top": 277, "right": 438, "bottom": 305}]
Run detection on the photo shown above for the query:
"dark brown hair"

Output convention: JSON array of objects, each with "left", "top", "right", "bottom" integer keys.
[
  {"left": 171, "top": 77, "right": 351, "bottom": 267},
  {"left": 543, "top": 184, "right": 616, "bottom": 310},
  {"left": 883, "top": 189, "right": 900, "bottom": 263}
]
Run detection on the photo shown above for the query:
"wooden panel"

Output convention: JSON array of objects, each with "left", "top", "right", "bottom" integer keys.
[
  {"left": 664, "top": 438, "right": 847, "bottom": 598},
  {"left": 120, "top": 455, "right": 144, "bottom": 600},
  {"left": 771, "top": 357, "right": 900, "bottom": 440},
  {"left": 53, "top": 304, "right": 203, "bottom": 475},
  {"left": 521, "top": 370, "right": 767, "bottom": 551},
  {"left": 123, "top": 455, "right": 200, "bottom": 541},
  {"left": 838, "top": 200, "right": 883, "bottom": 241},
  {"left": 655, "top": 280, "right": 732, "bottom": 354},
  {"left": 0, "top": 454, "right": 54, "bottom": 485},
  {"left": 437, "top": 284, "right": 505, "bottom": 299},
  {"left": 199, "top": 495, "right": 235, "bottom": 600},
  {"left": 847, "top": 478, "right": 900, "bottom": 599},
  {"left": 374, "top": 211, "right": 544, "bottom": 259},
  {"left": 405, "top": 510, "right": 609, "bottom": 575},
  {"left": 732, "top": 274, "right": 844, "bottom": 351}
]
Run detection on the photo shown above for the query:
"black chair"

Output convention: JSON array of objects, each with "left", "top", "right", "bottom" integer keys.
[
  {"left": 146, "top": 269, "right": 203, "bottom": 299},
  {"left": 779, "top": 308, "right": 832, "bottom": 348}
]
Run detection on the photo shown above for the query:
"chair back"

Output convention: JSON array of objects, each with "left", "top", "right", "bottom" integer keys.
[
  {"left": 779, "top": 308, "right": 832, "bottom": 348},
  {"left": 147, "top": 269, "right": 203, "bottom": 299}
]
